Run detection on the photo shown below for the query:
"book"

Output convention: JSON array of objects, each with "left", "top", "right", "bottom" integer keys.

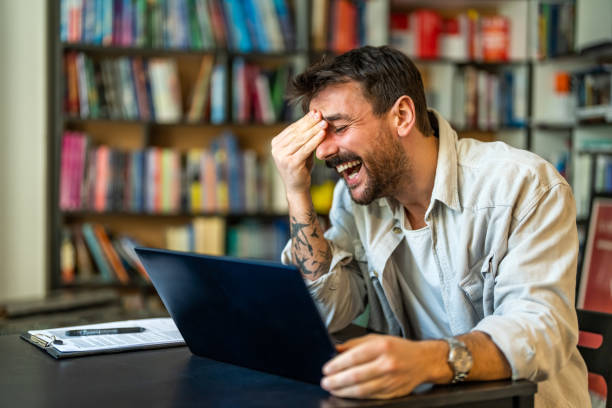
[
  {"left": 94, "top": 224, "right": 130, "bottom": 284},
  {"left": 72, "top": 225, "right": 95, "bottom": 282},
  {"left": 186, "top": 55, "right": 214, "bottom": 122},
  {"left": 481, "top": 15, "right": 510, "bottom": 61},
  {"left": 117, "top": 236, "right": 150, "bottom": 281},
  {"left": 82, "top": 223, "right": 113, "bottom": 281},
  {"left": 223, "top": 0, "right": 253, "bottom": 52},
  {"left": 311, "top": 0, "right": 328, "bottom": 51},
  {"left": 21, "top": 318, "right": 185, "bottom": 359},
  {"left": 60, "top": 228, "right": 76, "bottom": 283},
  {"left": 193, "top": 216, "right": 226, "bottom": 255}
]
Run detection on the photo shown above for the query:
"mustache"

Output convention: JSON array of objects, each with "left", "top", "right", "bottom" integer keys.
[{"left": 325, "top": 154, "right": 362, "bottom": 169}]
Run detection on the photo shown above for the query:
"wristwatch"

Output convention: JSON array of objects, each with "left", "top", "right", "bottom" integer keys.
[{"left": 444, "top": 337, "right": 473, "bottom": 383}]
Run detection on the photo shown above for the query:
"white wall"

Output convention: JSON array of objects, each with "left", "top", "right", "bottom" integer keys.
[{"left": 0, "top": 1, "right": 47, "bottom": 301}]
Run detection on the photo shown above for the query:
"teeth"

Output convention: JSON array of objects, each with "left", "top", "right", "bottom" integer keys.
[{"left": 335, "top": 160, "right": 361, "bottom": 173}]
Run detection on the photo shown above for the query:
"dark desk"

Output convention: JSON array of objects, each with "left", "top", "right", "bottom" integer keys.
[{"left": 0, "top": 335, "right": 536, "bottom": 408}]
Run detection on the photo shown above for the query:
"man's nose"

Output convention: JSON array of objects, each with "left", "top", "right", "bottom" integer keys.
[{"left": 315, "top": 134, "right": 338, "bottom": 161}]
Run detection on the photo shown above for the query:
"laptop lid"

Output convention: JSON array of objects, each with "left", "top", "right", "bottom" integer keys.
[{"left": 135, "top": 247, "right": 337, "bottom": 384}]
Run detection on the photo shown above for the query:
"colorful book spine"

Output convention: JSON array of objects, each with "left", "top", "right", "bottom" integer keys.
[
  {"left": 82, "top": 223, "right": 114, "bottom": 281},
  {"left": 94, "top": 223, "right": 130, "bottom": 283}
]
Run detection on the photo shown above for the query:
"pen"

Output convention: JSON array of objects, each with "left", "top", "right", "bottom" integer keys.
[{"left": 65, "top": 327, "right": 146, "bottom": 336}]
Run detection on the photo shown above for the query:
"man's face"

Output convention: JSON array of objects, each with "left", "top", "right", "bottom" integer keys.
[{"left": 311, "top": 82, "right": 410, "bottom": 205}]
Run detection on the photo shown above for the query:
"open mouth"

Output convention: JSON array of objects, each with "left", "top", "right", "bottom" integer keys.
[{"left": 335, "top": 159, "right": 362, "bottom": 181}]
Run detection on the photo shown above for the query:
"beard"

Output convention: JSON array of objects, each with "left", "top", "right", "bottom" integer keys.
[{"left": 325, "top": 126, "right": 411, "bottom": 205}]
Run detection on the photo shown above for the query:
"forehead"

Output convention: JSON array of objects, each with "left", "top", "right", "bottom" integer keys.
[{"left": 309, "top": 82, "right": 372, "bottom": 117}]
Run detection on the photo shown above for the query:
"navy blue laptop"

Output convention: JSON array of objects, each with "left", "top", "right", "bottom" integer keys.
[{"left": 135, "top": 247, "right": 338, "bottom": 384}]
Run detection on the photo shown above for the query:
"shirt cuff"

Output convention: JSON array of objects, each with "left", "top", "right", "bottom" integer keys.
[{"left": 473, "top": 315, "right": 536, "bottom": 381}]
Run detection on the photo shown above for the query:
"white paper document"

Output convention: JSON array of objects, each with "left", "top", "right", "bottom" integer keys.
[{"left": 25, "top": 318, "right": 185, "bottom": 356}]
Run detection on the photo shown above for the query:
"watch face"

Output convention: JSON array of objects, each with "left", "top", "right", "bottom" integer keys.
[{"left": 450, "top": 344, "right": 473, "bottom": 373}]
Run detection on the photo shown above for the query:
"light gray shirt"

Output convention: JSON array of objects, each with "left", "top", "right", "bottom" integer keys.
[{"left": 281, "top": 111, "right": 590, "bottom": 408}]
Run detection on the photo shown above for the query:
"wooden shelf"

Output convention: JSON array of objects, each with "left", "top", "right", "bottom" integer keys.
[
  {"left": 61, "top": 281, "right": 157, "bottom": 293},
  {"left": 62, "top": 42, "right": 305, "bottom": 59},
  {"left": 63, "top": 116, "right": 291, "bottom": 128},
  {"left": 530, "top": 123, "right": 575, "bottom": 131},
  {"left": 61, "top": 211, "right": 289, "bottom": 220}
]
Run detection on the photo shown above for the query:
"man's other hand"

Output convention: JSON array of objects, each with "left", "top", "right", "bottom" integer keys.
[
  {"left": 271, "top": 110, "right": 328, "bottom": 197},
  {"left": 321, "top": 334, "right": 448, "bottom": 399}
]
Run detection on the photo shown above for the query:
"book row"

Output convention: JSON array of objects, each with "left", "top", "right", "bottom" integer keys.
[
  {"left": 60, "top": 0, "right": 303, "bottom": 52},
  {"left": 231, "top": 57, "right": 299, "bottom": 124},
  {"left": 60, "top": 216, "right": 288, "bottom": 285},
  {"left": 391, "top": 9, "right": 511, "bottom": 62},
  {"left": 64, "top": 52, "right": 225, "bottom": 123},
  {"left": 64, "top": 52, "right": 298, "bottom": 124},
  {"left": 60, "top": 223, "right": 148, "bottom": 284},
  {"left": 166, "top": 217, "right": 289, "bottom": 261},
  {"left": 450, "top": 66, "right": 528, "bottom": 130},
  {"left": 574, "top": 68, "right": 612, "bottom": 120},
  {"left": 310, "top": 0, "right": 389, "bottom": 53},
  {"left": 536, "top": 1, "right": 575, "bottom": 59},
  {"left": 574, "top": 154, "right": 612, "bottom": 219},
  {"left": 59, "top": 131, "right": 288, "bottom": 214}
]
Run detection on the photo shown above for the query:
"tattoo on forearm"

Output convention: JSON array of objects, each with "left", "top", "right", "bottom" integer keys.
[{"left": 290, "top": 210, "right": 331, "bottom": 279}]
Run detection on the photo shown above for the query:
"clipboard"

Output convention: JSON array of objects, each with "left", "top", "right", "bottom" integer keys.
[{"left": 20, "top": 318, "right": 186, "bottom": 359}]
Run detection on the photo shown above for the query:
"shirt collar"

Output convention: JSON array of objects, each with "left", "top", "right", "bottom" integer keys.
[
  {"left": 428, "top": 109, "right": 461, "bottom": 214},
  {"left": 376, "top": 109, "right": 461, "bottom": 214}
]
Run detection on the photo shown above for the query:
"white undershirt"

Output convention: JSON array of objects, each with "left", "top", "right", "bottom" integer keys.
[{"left": 393, "top": 207, "right": 452, "bottom": 340}]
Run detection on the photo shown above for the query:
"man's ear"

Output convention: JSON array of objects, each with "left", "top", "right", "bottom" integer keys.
[{"left": 392, "top": 96, "right": 416, "bottom": 138}]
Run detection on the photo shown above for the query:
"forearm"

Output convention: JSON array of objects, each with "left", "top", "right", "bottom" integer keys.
[
  {"left": 427, "top": 331, "right": 511, "bottom": 384},
  {"left": 288, "top": 192, "right": 332, "bottom": 281}
]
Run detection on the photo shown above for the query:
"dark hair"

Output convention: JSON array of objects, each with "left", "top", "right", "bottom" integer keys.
[{"left": 289, "top": 46, "right": 433, "bottom": 136}]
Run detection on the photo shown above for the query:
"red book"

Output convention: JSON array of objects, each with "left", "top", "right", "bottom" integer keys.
[
  {"left": 391, "top": 12, "right": 409, "bottom": 31},
  {"left": 481, "top": 16, "right": 510, "bottom": 61},
  {"left": 332, "top": 0, "right": 357, "bottom": 53},
  {"left": 411, "top": 9, "right": 442, "bottom": 59}
]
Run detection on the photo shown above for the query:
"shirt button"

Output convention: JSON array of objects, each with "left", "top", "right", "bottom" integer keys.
[{"left": 392, "top": 226, "right": 402, "bottom": 234}]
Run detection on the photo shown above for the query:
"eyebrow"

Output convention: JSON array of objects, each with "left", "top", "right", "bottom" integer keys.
[{"left": 322, "top": 113, "right": 352, "bottom": 123}]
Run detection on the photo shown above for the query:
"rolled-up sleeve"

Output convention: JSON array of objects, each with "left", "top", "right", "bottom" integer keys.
[
  {"left": 280, "top": 182, "right": 367, "bottom": 332},
  {"left": 474, "top": 183, "right": 580, "bottom": 381}
]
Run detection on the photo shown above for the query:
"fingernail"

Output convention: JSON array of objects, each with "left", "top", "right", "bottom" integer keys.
[
  {"left": 319, "top": 120, "right": 326, "bottom": 128},
  {"left": 321, "top": 378, "right": 329, "bottom": 389},
  {"left": 310, "top": 110, "right": 317, "bottom": 118}
]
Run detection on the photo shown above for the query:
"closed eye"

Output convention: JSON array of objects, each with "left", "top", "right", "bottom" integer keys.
[{"left": 334, "top": 126, "right": 348, "bottom": 134}]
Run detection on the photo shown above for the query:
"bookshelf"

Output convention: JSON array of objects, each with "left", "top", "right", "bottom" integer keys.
[
  {"left": 47, "top": 0, "right": 316, "bottom": 295},
  {"left": 47, "top": 0, "right": 612, "bottom": 299}
]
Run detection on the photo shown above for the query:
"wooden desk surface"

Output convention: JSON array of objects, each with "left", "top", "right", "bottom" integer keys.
[{"left": 0, "top": 335, "right": 536, "bottom": 408}]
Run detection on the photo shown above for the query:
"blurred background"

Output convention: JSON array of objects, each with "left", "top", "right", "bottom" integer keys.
[{"left": 0, "top": 0, "right": 611, "bottom": 339}]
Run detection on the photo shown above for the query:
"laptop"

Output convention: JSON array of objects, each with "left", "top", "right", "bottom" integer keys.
[{"left": 135, "top": 247, "right": 338, "bottom": 384}]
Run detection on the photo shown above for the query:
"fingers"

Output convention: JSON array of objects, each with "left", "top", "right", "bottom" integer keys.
[
  {"left": 272, "top": 110, "right": 327, "bottom": 152},
  {"left": 321, "top": 358, "right": 387, "bottom": 393},
  {"left": 323, "top": 335, "right": 382, "bottom": 376},
  {"left": 335, "top": 335, "right": 374, "bottom": 352},
  {"left": 287, "top": 128, "right": 326, "bottom": 163},
  {"left": 325, "top": 374, "right": 392, "bottom": 399}
]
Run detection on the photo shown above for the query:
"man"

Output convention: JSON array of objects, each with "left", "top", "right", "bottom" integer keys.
[{"left": 271, "top": 46, "right": 589, "bottom": 407}]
